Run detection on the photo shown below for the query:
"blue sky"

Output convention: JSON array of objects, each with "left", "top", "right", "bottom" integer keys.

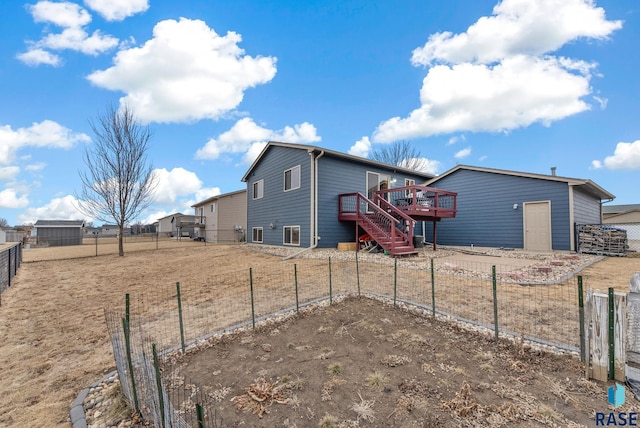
[{"left": 0, "top": 0, "right": 638, "bottom": 226}]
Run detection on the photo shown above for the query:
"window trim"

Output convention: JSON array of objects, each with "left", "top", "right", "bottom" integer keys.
[
  {"left": 284, "top": 165, "right": 301, "bottom": 192},
  {"left": 252, "top": 227, "right": 263, "bottom": 243},
  {"left": 405, "top": 178, "right": 415, "bottom": 196},
  {"left": 252, "top": 179, "right": 264, "bottom": 200},
  {"left": 283, "top": 225, "right": 301, "bottom": 246},
  {"left": 210, "top": 202, "right": 216, "bottom": 213}
]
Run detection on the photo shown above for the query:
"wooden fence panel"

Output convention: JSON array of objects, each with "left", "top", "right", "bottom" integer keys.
[{"left": 586, "top": 289, "right": 627, "bottom": 382}]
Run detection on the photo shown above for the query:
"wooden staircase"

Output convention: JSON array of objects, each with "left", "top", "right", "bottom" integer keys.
[{"left": 338, "top": 192, "right": 417, "bottom": 256}]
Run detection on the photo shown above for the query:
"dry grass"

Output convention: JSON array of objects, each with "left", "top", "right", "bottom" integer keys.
[{"left": 0, "top": 243, "right": 636, "bottom": 427}]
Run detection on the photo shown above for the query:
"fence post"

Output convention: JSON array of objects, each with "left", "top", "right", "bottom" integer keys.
[
  {"left": 152, "top": 343, "right": 165, "bottom": 428},
  {"left": 578, "top": 276, "right": 586, "bottom": 363},
  {"left": 393, "top": 258, "right": 397, "bottom": 306},
  {"left": 328, "top": 257, "right": 333, "bottom": 305},
  {"left": 176, "top": 282, "right": 186, "bottom": 354},
  {"left": 122, "top": 316, "right": 140, "bottom": 415},
  {"left": 196, "top": 403, "right": 205, "bottom": 428},
  {"left": 355, "top": 251, "right": 360, "bottom": 296},
  {"left": 430, "top": 258, "right": 435, "bottom": 318},
  {"left": 492, "top": 265, "right": 499, "bottom": 344},
  {"left": 125, "top": 293, "right": 130, "bottom": 326},
  {"left": 7, "top": 247, "right": 11, "bottom": 288},
  {"left": 294, "top": 264, "right": 299, "bottom": 314},
  {"left": 249, "top": 268, "right": 255, "bottom": 329},
  {"left": 608, "top": 287, "right": 615, "bottom": 380}
]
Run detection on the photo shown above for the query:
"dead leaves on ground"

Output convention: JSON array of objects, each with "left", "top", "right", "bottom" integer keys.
[{"left": 231, "top": 376, "right": 291, "bottom": 418}]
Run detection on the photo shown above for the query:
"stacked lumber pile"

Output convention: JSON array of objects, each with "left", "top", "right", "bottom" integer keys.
[{"left": 577, "top": 224, "right": 628, "bottom": 256}]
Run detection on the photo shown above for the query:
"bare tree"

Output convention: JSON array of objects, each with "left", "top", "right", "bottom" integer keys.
[
  {"left": 370, "top": 141, "right": 428, "bottom": 172},
  {"left": 77, "top": 104, "right": 156, "bottom": 256},
  {"left": 0, "top": 218, "right": 8, "bottom": 229}
]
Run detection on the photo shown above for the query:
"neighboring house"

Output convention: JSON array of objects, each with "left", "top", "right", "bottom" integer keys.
[
  {"left": 603, "top": 204, "right": 640, "bottom": 224},
  {"left": 157, "top": 213, "right": 196, "bottom": 238},
  {"left": 192, "top": 189, "right": 247, "bottom": 242},
  {"left": 157, "top": 213, "right": 181, "bottom": 237},
  {"left": 34, "top": 220, "right": 85, "bottom": 246},
  {"left": 101, "top": 224, "right": 119, "bottom": 236},
  {"left": 602, "top": 204, "right": 640, "bottom": 252},
  {"left": 423, "top": 165, "right": 615, "bottom": 251},
  {"left": 241, "top": 141, "right": 441, "bottom": 252}
]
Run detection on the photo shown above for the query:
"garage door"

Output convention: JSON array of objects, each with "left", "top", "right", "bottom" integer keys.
[{"left": 524, "top": 201, "right": 551, "bottom": 251}]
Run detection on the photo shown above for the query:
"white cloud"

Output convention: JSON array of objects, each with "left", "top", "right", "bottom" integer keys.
[
  {"left": 17, "top": 195, "right": 83, "bottom": 223},
  {"left": 16, "top": 48, "right": 61, "bottom": 67},
  {"left": 455, "top": 146, "right": 472, "bottom": 159},
  {"left": 242, "top": 142, "right": 268, "bottom": 165},
  {"left": 152, "top": 167, "right": 204, "bottom": 205},
  {"left": 0, "top": 189, "right": 29, "bottom": 209},
  {"left": 0, "top": 167, "right": 20, "bottom": 180},
  {"left": 411, "top": 0, "right": 622, "bottom": 66},
  {"left": 84, "top": 0, "right": 149, "bottom": 21},
  {"left": 593, "top": 140, "right": 640, "bottom": 170},
  {"left": 374, "top": 55, "right": 592, "bottom": 142},
  {"left": 399, "top": 158, "right": 442, "bottom": 175},
  {"left": 374, "top": 0, "right": 621, "bottom": 142},
  {"left": 29, "top": 1, "right": 91, "bottom": 27},
  {"left": 447, "top": 135, "right": 465, "bottom": 145},
  {"left": 194, "top": 187, "right": 221, "bottom": 204},
  {"left": 195, "top": 117, "right": 321, "bottom": 162},
  {"left": 25, "top": 162, "right": 47, "bottom": 172},
  {"left": 19, "top": 0, "right": 119, "bottom": 66},
  {"left": 87, "top": 18, "right": 278, "bottom": 123},
  {"left": 39, "top": 27, "right": 119, "bottom": 56},
  {"left": 348, "top": 136, "right": 372, "bottom": 158},
  {"left": 0, "top": 120, "right": 90, "bottom": 164}
]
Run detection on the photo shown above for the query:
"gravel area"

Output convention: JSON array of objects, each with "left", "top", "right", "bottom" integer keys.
[{"left": 247, "top": 244, "right": 603, "bottom": 284}]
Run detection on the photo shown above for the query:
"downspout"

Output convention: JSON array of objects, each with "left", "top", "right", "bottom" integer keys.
[{"left": 284, "top": 149, "right": 324, "bottom": 260}]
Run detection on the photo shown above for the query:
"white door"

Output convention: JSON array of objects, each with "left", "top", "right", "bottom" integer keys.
[{"left": 524, "top": 201, "right": 552, "bottom": 251}]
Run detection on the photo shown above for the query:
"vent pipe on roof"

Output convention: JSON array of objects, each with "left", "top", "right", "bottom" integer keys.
[{"left": 551, "top": 167, "right": 557, "bottom": 176}]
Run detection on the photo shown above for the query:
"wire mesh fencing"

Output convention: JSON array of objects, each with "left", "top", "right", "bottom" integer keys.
[
  {"left": 0, "top": 243, "right": 22, "bottom": 304},
  {"left": 104, "top": 253, "right": 589, "bottom": 427}
]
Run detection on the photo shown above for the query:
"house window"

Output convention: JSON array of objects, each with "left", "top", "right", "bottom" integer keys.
[
  {"left": 283, "top": 226, "right": 300, "bottom": 246},
  {"left": 405, "top": 179, "right": 415, "bottom": 196},
  {"left": 252, "top": 227, "right": 263, "bottom": 243},
  {"left": 252, "top": 180, "right": 264, "bottom": 200},
  {"left": 284, "top": 165, "right": 301, "bottom": 191},
  {"left": 210, "top": 203, "right": 216, "bottom": 213}
]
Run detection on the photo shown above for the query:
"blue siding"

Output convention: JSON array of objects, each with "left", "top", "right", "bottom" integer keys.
[
  {"left": 573, "top": 188, "right": 602, "bottom": 225},
  {"left": 317, "top": 154, "right": 428, "bottom": 248},
  {"left": 246, "top": 146, "right": 312, "bottom": 247},
  {"left": 426, "top": 170, "right": 573, "bottom": 250},
  {"left": 246, "top": 145, "right": 430, "bottom": 249}
]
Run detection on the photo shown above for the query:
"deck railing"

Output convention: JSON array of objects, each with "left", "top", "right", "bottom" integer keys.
[{"left": 376, "top": 185, "right": 457, "bottom": 218}]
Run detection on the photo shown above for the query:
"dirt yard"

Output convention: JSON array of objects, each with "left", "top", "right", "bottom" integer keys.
[
  {"left": 169, "top": 296, "right": 619, "bottom": 427},
  {"left": 0, "top": 244, "right": 637, "bottom": 427}
]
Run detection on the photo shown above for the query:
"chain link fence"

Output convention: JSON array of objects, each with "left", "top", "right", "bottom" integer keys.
[
  {"left": 104, "top": 254, "right": 589, "bottom": 427},
  {"left": 0, "top": 243, "right": 22, "bottom": 304}
]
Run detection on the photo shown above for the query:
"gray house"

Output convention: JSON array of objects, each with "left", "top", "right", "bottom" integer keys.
[
  {"left": 423, "top": 165, "right": 615, "bottom": 251},
  {"left": 34, "top": 220, "right": 85, "bottom": 246},
  {"left": 241, "top": 142, "right": 445, "bottom": 253}
]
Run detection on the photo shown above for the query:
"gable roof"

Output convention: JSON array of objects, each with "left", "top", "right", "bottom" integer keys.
[
  {"left": 191, "top": 189, "right": 247, "bottom": 208},
  {"left": 241, "top": 141, "right": 435, "bottom": 182},
  {"left": 157, "top": 212, "right": 182, "bottom": 222},
  {"left": 34, "top": 220, "right": 85, "bottom": 228},
  {"left": 426, "top": 165, "right": 615, "bottom": 201},
  {"left": 602, "top": 204, "right": 640, "bottom": 214}
]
